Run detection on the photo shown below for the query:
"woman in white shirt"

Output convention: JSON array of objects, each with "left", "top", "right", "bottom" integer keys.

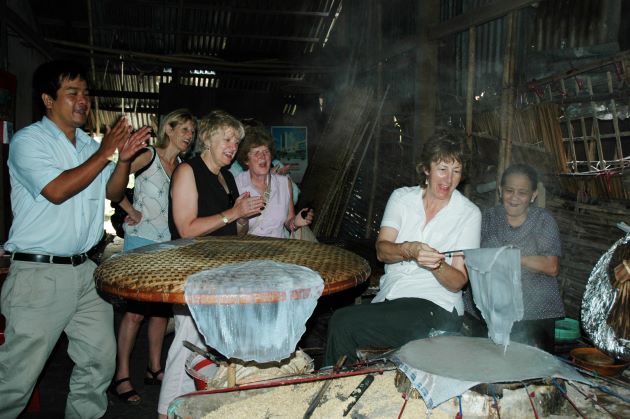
[{"left": 324, "top": 131, "right": 481, "bottom": 366}]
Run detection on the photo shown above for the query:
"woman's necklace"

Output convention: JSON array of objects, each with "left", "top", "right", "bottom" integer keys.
[{"left": 251, "top": 172, "right": 271, "bottom": 230}]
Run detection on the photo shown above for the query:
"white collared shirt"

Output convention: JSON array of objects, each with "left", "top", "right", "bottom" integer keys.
[{"left": 373, "top": 186, "right": 481, "bottom": 315}]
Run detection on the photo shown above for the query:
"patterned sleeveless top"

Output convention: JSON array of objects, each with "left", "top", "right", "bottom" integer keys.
[{"left": 124, "top": 147, "right": 178, "bottom": 242}]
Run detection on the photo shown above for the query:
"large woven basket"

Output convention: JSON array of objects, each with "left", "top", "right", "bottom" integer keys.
[{"left": 95, "top": 235, "right": 371, "bottom": 304}]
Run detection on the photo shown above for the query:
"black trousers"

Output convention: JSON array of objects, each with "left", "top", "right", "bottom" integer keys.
[{"left": 324, "top": 298, "right": 462, "bottom": 366}]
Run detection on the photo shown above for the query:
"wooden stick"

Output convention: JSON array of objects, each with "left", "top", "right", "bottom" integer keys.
[
  {"left": 303, "top": 355, "right": 346, "bottom": 419},
  {"left": 227, "top": 363, "right": 237, "bottom": 388}
]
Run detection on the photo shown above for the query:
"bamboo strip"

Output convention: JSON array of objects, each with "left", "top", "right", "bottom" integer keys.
[
  {"left": 561, "top": 79, "right": 577, "bottom": 171},
  {"left": 607, "top": 71, "right": 624, "bottom": 164},
  {"left": 587, "top": 77, "right": 606, "bottom": 171},
  {"left": 579, "top": 117, "right": 594, "bottom": 172}
]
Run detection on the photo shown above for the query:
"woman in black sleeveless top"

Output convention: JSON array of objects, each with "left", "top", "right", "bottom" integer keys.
[
  {"left": 169, "top": 111, "right": 264, "bottom": 239},
  {"left": 159, "top": 111, "right": 265, "bottom": 418}
]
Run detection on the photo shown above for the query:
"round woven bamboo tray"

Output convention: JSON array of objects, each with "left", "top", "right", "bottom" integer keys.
[{"left": 95, "top": 235, "right": 371, "bottom": 304}]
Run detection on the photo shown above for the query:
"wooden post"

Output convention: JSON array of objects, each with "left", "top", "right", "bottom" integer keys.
[
  {"left": 465, "top": 25, "right": 477, "bottom": 149},
  {"left": 0, "top": 0, "right": 8, "bottom": 242},
  {"left": 364, "top": 0, "right": 383, "bottom": 239},
  {"left": 87, "top": 0, "right": 100, "bottom": 137},
  {"left": 464, "top": 25, "right": 477, "bottom": 198},
  {"left": 415, "top": 0, "right": 439, "bottom": 168},
  {"left": 227, "top": 363, "right": 236, "bottom": 387},
  {"left": 496, "top": 11, "right": 517, "bottom": 202}
]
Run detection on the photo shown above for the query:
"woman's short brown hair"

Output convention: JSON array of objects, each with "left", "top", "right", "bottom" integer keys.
[
  {"left": 416, "top": 130, "right": 468, "bottom": 188},
  {"left": 236, "top": 126, "right": 276, "bottom": 169}
]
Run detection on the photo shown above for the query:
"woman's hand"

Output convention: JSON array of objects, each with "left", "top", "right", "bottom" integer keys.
[
  {"left": 272, "top": 163, "right": 291, "bottom": 175},
  {"left": 124, "top": 207, "right": 143, "bottom": 226},
  {"left": 233, "top": 192, "right": 265, "bottom": 219},
  {"left": 376, "top": 227, "right": 467, "bottom": 292},
  {"left": 295, "top": 208, "right": 314, "bottom": 227},
  {"left": 400, "top": 241, "right": 445, "bottom": 270}
]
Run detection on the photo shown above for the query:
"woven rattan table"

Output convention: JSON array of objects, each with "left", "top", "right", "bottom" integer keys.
[{"left": 95, "top": 235, "right": 371, "bottom": 304}]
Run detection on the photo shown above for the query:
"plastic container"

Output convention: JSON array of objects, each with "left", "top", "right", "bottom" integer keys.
[
  {"left": 555, "top": 317, "right": 581, "bottom": 342},
  {"left": 185, "top": 354, "right": 218, "bottom": 391}
]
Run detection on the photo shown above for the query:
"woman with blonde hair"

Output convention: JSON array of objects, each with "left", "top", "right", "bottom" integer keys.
[
  {"left": 110, "top": 109, "right": 196, "bottom": 405},
  {"left": 158, "top": 110, "right": 264, "bottom": 418}
]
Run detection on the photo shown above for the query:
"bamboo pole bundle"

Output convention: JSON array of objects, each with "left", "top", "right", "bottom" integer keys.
[
  {"left": 299, "top": 87, "right": 375, "bottom": 238},
  {"left": 535, "top": 103, "right": 570, "bottom": 174}
]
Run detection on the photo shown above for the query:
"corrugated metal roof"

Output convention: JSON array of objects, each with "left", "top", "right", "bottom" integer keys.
[{"left": 27, "top": 0, "right": 341, "bottom": 131}]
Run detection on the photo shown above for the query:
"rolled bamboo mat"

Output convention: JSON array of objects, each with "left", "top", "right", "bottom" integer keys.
[{"left": 95, "top": 235, "right": 371, "bottom": 304}]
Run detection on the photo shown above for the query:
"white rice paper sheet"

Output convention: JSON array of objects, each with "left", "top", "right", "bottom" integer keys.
[
  {"left": 464, "top": 246, "right": 523, "bottom": 348},
  {"left": 391, "top": 336, "right": 589, "bottom": 409}
]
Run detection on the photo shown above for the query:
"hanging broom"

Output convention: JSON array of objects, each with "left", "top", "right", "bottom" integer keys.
[{"left": 606, "top": 242, "right": 630, "bottom": 339}]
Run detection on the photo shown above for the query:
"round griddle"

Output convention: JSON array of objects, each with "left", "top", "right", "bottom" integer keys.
[{"left": 95, "top": 235, "right": 371, "bottom": 304}]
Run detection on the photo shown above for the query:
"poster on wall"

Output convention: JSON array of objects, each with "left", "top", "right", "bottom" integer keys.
[{"left": 271, "top": 126, "right": 308, "bottom": 183}]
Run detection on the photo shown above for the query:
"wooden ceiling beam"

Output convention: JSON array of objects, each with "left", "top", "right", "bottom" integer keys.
[
  {"left": 128, "top": 0, "right": 331, "bottom": 17},
  {"left": 36, "top": 19, "right": 321, "bottom": 44},
  {"left": 48, "top": 39, "right": 337, "bottom": 74},
  {"left": 427, "top": 0, "right": 539, "bottom": 40}
]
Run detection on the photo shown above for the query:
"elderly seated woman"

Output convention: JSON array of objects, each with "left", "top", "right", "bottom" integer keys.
[
  {"left": 324, "top": 131, "right": 481, "bottom": 366},
  {"left": 464, "top": 163, "right": 564, "bottom": 353},
  {"left": 234, "top": 125, "right": 313, "bottom": 238}
]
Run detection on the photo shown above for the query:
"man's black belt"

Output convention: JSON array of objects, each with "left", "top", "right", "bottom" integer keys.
[{"left": 11, "top": 252, "right": 89, "bottom": 266}]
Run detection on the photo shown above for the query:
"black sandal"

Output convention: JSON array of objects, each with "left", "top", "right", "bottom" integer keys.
[
  {"left": 109, "top": 377, "right": 141, "bottom": 405},
  {"left": 144, "top": 367, "right": 164, "bottom": 385}
]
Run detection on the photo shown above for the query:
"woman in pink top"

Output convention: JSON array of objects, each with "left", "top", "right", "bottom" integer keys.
[{"left": 234, "top": 126, "right": 313, "bottom": 238}]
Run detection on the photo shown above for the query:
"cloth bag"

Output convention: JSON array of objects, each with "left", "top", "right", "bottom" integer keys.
[
  {"left": 290, "top": 225, "right": 318, "bottom": 242},
  {"left": 464, "top": 246, "right": 523, "bottom": 348}
]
